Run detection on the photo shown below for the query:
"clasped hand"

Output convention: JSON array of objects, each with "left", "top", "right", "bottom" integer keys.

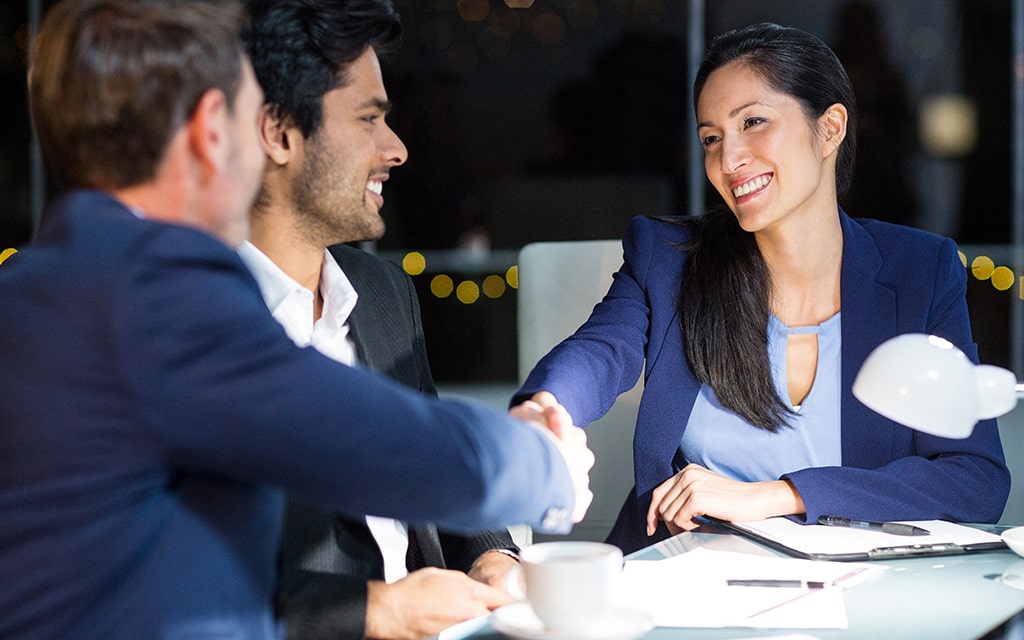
[
  {"left": 646, "top": 463, "right": 804, "bottom": 536},
  {"left": 509, "top": 391, "right": 595, "bottom": 523}
]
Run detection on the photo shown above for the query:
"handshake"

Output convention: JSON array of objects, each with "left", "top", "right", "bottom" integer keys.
[{"left": 510, "top": 391, "right": 595, "bottom": 524}]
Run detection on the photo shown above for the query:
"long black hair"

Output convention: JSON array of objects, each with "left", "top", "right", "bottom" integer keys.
[{"left": 680, "top": 23, "right": 858, "bottom": 431}]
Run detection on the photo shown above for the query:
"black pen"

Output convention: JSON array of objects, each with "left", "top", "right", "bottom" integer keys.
[
  {"left": 726, "top": 579, "right": 828, "bottom": 589},
  {"left": 817, "top": 515, "right": 931, "bottom": 536}
]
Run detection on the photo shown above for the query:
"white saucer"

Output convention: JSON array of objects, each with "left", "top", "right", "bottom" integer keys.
[{"left": 490, "top": 603, "right": 653, "bottom": 640}]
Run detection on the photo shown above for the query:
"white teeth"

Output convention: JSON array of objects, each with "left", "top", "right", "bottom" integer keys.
[
  {"left": 367, "top": 180, "right": 383, "bottom": 195},
  {"left": 732, "top": 175, "right": 770, "bottom": 198}
]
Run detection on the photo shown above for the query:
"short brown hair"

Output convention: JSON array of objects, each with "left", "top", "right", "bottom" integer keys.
[{"left": 30, "top": 0, "right": 247, "bottom": 190}]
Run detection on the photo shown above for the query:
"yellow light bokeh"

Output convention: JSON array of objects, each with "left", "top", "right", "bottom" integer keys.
[
  {"left": 456, "top": 280, "right": 480, "bottom": 304},
  {"left": 482, "top": 274, "right": 506, "bottom": 299},
  {"left": 992, "top": 266, "right": 1015, "bottom": 291},
  {"left": 971, "top": 255, "right": 995, "bottom": 281},
  {"left": 957, "top": 250, "right": 967, "bottom": 268},
  {"left": 431, "top": 274, "right": 454, "bottom": 298},
  {"left": 402, "top": 251, "right": 426, "bottom": 276},
  {"left": 0, "top": 247, "right": 17, "bottom": 266},
  {"left": 506, "top": 264, "right": 519, "bottom": 289}
]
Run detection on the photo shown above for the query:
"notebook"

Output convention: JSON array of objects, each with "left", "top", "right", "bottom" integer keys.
[{"left": 713, "top": 516, "right": 1007, "bottom": 561}]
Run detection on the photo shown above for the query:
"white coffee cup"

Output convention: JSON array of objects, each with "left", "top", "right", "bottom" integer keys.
[{"left": 506, "top": 541, "right": 623, "bottom": 632}]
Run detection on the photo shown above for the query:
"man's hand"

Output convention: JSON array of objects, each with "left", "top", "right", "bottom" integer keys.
[
  {"left": 365, "top": 568, "right": 513, "bottom": 640},
  {"left": 645, "top": 463, "right": 805, "bottom": 536},
  {"left": 467, "top": 549, "right": 518, "bottom": 588},
  {"left": 510, "top": 391, "right": 595, "bottom": 523}
]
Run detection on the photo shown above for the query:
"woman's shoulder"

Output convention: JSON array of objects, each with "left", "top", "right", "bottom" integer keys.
[
  {"left": 850, "top": 215, "right": 952, "bottom": 248},
  {"left": 847, "top": 215, "right": 957, "bottom": 265},
  {"left": 625, "top": 214, "right": 695, "bottom": 245}
]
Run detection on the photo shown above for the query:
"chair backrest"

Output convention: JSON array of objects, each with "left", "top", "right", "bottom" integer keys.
[{"left": 517, "top": 240, "right": 643, "bottom": 542}]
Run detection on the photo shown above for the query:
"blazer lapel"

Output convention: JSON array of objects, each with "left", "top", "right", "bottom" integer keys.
[
  {"left": 838, "top": 212, "right": 900, "bottom": 468},
  {"left": 330, "top": 248, "right": 394, "bottom": 375}
]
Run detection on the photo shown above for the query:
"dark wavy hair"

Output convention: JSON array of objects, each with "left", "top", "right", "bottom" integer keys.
[
  {"left": 680, "top": 23, "right": 858, "bottom": 431},
  {"left": 243, "top": 0, "right": 401, "bottom": 137}
]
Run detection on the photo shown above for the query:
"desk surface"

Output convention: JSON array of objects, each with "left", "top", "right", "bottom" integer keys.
[{"left": 454, "top": 525, "right": 1024, "bottom": 640}]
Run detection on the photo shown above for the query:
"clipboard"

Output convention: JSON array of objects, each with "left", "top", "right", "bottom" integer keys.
[{"left": 711, "top": 516, "right": 1007, "bottom": 561}]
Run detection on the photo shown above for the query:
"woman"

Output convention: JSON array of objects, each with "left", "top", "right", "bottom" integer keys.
[{"left": 512, "top": 22, "right": 1009, "bottom": 554}]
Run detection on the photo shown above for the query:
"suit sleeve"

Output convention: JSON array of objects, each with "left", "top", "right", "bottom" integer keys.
[
  {"left": 116, "top": 228, "right": 576, "bottom": 534},
  {"left": 436, "top": 528, "right": 518, "bottom": 572},
  {"left": 512, "top": 216, "right": 655, "bottom": 425},
  {"left": 784, "top": 236, "right": 1010, "bottom": 524}
]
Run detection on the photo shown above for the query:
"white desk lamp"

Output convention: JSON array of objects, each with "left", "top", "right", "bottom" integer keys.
[
  {"left": 852, "top": 333, "right": 1024, "bottom": 563},
  {"left": 852, "top": 333, "right": 1024, "bottom": 439}
]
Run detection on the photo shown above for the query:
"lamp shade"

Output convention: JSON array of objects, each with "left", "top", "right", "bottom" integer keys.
[{"left": 852, "top": 333, "right": 1019, "bottom": 439}]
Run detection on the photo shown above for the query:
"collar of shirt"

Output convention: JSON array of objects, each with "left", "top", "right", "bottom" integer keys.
[{"left": 237, "top": 242, "right": 359, "bottom": 366}]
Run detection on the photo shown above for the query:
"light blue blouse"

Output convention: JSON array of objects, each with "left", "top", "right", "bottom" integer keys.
[{"left": 678, "top": 312, "right": 843, "bottom": 481}]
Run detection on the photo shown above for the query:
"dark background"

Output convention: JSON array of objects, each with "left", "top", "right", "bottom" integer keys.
[{"left": 2, "top": 0, "right": 1018, "bottom": 381}]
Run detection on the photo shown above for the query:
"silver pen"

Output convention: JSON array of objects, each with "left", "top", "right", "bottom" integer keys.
[{"left": 818, "top": 515, "right": 931, "bottom": 536}]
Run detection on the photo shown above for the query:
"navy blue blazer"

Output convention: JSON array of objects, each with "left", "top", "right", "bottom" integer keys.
[
  {"left": 516, "top": 213, "right": 1009, "bottom": 554},
  {"left": 0, "top": 191, "right": 574, "bottom": 640}
]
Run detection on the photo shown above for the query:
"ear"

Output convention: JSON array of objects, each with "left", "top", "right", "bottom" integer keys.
[
  {"left": 819, "top": 103, "right": 848, "bottom": 158},
  {"left": 258, "top": 104, "right": 300, "bottom": 166},
  {"left": 186, "top": 88, "right": 231, "bottom": 183}
]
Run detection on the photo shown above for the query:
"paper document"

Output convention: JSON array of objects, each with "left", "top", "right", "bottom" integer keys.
[
  {"left": 723, "top": 518, "right": 1005, "bottom": 560},
  {"left": 616, "top": 547, "right": 882, "bottom": 629}
]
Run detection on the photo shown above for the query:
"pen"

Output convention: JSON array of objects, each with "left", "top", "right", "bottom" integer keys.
[
  {"left": 726, "top": 579, "right": 828, "bottom": 589},
  {"left": 817, "top": 515, "right": 931, "bottom": 536}
]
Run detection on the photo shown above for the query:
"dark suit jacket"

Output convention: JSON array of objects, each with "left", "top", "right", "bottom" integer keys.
[
  {"left": 516, "top": 212, "right": 1009, "bottom": 554},
  {"left": 0, "top": 191, "right": 573, "bottom": 640},
  {"left": 278, "top": 244, "right": 516, "bottom": 640}
]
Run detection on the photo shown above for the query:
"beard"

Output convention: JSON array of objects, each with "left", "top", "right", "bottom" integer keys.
[{"left": 291, "top": 136, "right": 385, "bottom": 246}]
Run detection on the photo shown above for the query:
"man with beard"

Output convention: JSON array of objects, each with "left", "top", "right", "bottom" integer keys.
[{"left": 239, "top": 1, "right": 525, "bottom": 638}]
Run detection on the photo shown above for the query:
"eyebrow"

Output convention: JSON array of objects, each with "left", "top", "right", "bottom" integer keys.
[
  {"left": 358, "top": 97, "right": 393, "bottom": 113},
  {"left": 696, "top": 101, "right": 767, "bottom": 129}
]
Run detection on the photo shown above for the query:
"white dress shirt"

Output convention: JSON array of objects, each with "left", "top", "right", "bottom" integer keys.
[{"left": 237, "top": 242, "right": 410, "bottom": 583}]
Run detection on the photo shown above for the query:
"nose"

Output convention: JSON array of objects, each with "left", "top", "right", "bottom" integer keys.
[
  {"left": 382, "top": 123, "right": 408, "bottom": 167},
  {"left": 720, "top": 135, "right": 750, "bottom": 174}
]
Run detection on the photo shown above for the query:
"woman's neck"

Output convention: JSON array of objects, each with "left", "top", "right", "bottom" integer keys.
[{"left": 758, "top": 212, "right": 844, "bottom": 326}]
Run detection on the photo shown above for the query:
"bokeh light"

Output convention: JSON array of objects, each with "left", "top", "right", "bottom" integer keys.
[
  {"left": 506, "top": 265, "right": 519, "bottom": 289},
  {"left": 532, "top": 12, "right": 566, "bottom": 44},
  {"left": 992, "top": 266, "right": 1015, "bottom": 291},
  {"left": 971, "top": 255, "right": 995, "bottom": 280},
  {"left": 458, "top": 0, "right": 489, "bottom": 22},
  {"left": 402, "top": 251, "right": 426, "bottom": 276},
  {"left": 456, "top": 280, "right": 480, "bottom": 304},
  {"left": 482, "top": 274, "right": 506, "bottom": 298},
  {"left": 431, "top": 274, "right": 455, "bottom": 298},
  {"left": 0, "top": 247, "right": 16, "bottom": 266}
]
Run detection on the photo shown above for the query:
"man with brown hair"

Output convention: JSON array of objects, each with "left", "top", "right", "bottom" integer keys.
[{"left": 0, "top": 1, "right": 593, "bottom": 638}]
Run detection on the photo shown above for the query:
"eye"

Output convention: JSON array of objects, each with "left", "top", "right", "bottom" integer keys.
[
  {"left": 700, "top": 134, "right": 721, "bottom": 148},
  {"left": 742, "top": 116, "right": 766, "bottom": 129},
  {"left": 361, "top": 113, "right": 382, "bottom": 125}
]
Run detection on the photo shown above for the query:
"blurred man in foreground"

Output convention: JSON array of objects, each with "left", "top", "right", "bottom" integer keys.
[{"left": 0, "top": 1, "right": 592, "bottom": 638}]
